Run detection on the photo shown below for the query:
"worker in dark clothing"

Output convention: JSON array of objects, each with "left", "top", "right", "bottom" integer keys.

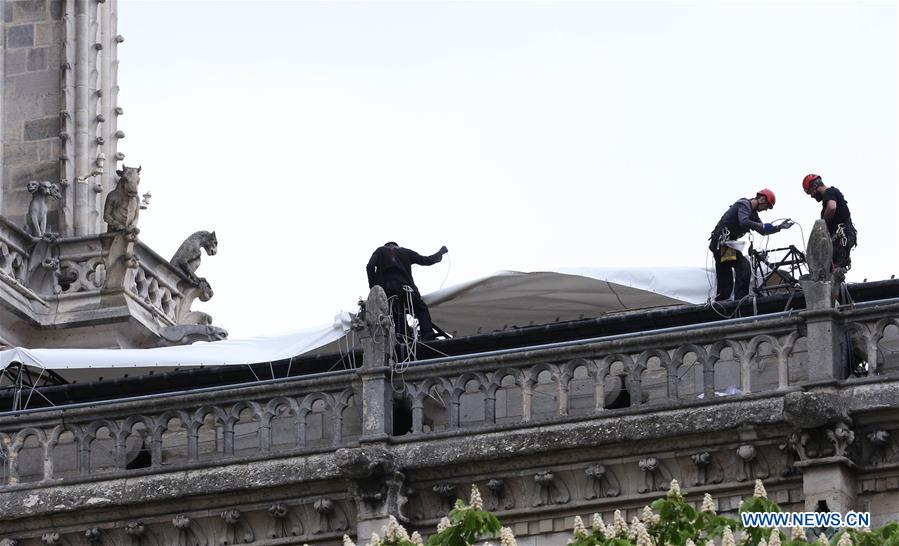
[
  {"left": 709, "top": 189, "right": 793, "bottom": 301},
  {"left": 366, "top": 242, "right": 448, "bottom": 341},
  {"left": 802, "top": 174, "right": 857, "bottom": 270}
]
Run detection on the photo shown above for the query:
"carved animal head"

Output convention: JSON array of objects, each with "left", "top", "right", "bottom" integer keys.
[
  {"left": 40, "top": 181, "right": 61, "bottom": 200},
  {"left": 208, "top": 326, "right": 228, "bottom": 341},
  {"left": 203, "top": 231, "right": 218, "bottom": 256},
  {"left": 114, "top": 165, "right": 141, "bottom": 196},
  {"left": 197, "top": 278, "right": 214, "bottom": 302},
  {"left": 26, "top": 180, "right": 40, "bottom": 194}
]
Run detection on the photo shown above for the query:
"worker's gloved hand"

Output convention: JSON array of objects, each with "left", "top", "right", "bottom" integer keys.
[
  {"left": 763, "top": 223, "right": 776, "bottom": 233},
  {"left": 778, "top": 219, "right": 794, "bottom": 230},
  {"left": 439, "top": 245, "right": 448, "bottom": 254}
]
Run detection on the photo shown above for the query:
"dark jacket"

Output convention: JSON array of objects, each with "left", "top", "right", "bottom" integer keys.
[
  {"left": 366, "top": 245, "right": 444, "bottom": 292},
  {"left": 709, "top": 198, "right": 778, "bottom": 249}
]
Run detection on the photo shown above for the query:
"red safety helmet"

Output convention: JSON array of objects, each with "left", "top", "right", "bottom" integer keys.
[
  {"left": 802, "top": 174, "right": 822, "bottom": 193},
  {"left": 756, "top": 188, "right": 776, "bottom": 207}
]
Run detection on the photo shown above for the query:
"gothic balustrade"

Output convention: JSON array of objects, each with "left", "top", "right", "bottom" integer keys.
[
  {"left": 0, "top": 371, "right": 361, "bottom": 487},
  {"left": 0, "top": 219, "right": 36, "bottom": 289},
  {"left": 844, "top": 301, "right": 899, "bottom": 375},
  {"left": 396, "top": 316, "right": 809, "bottom": 435},
  {"left": 2, "top": 299, "right": 898, "bottom": 492}
]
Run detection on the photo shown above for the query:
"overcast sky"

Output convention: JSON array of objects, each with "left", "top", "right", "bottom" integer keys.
[{"left": 117, "top": 1, "right": 898, "bottom": 339}]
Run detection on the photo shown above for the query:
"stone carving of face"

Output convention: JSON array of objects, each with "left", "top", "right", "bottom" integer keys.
[
  {"left": 116, "top": 165, "right": 142, "bottom": 196},
  {"left": 205, "top": 231, "right": 218, "bottom": 256}
]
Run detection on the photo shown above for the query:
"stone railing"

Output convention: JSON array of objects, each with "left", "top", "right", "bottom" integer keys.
[
  {"left": 2, "top": 295, "right": 898, "bottom": 490},
  {"left": 0, "top": 370, "right": 360, "bottom": 486},
  {"left": 0, "top": 218, "right": 32, "bottom": 288},
  {"left": 394, "top": 315, "right": 808, "bottom": 435},
  {"left": 0, "top": 220, "right": 212, "bottom": 334},
  {"left": 844, "top": 300, "right": 899, "bottom": 375}
]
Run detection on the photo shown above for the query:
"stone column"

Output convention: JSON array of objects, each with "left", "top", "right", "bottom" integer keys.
[
  {"left": 335, "top": 447, "right": 407, "bottom": 545},
  {"left": 799, "top": 220, "right": 847, "bottom": 382},
  {"left": 356, "top": 286, "right": 394, "bottom": 441}
]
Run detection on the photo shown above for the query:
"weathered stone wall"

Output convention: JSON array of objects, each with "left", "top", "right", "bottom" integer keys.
[
  {"left": 2, "top": 0, "right": 122, "bottom": 236},
  {"left": 1, "top": 291, "right": 898, "bottom": 544},
  {"left": 2, "top": 0, "right": 64, "bottom": 229}
]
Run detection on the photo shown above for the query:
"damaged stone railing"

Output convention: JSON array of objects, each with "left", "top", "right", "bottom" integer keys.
[{"left": 0, "top": 370, "right": 360, "bottom": 486}]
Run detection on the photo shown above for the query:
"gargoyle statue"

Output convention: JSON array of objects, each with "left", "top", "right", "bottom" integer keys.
[
  {"left": 159, "top": 324, "right": 228, "bottom": 346},
  {"left": 104, "top": 165, "right": 141, "bottom": 233},
  {"left": 24, "top": 180, "right": 61, "bottom": 238},
  {"left": 170, "top": 230, "right": 217, "bottom": 287}
]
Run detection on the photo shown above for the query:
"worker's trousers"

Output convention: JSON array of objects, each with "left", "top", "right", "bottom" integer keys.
[
  {"left": 712, "top": 247, "right": 751, "bottom": 302},
  {"left": 385, "top": 285, "right": 436, "bottom": 341}
]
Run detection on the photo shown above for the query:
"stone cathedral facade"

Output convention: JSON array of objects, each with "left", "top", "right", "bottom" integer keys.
[{"left": 2, "top": 1, "right": 899, "bottom": 545}]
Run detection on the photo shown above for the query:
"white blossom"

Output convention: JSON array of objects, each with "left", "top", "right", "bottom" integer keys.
[
  {"left": 343, "top": 535, "right": 357, "bottom": 546},
  {"left": 837, "top": 533, "right": 853, "bottom": 546},
  {"left": 791, "top": 527, "right": 808, "bottom": 542},
  {"left": 668, "top": 478, "right": 682, "bottom": 497},
  {"left": 769, "top": 530, "right": 782, "bottom": 546},
  {"left": 369, "top": 532, "right": 382, "bottom": 546},
  {"left": 633, "top": 518, "right": 652, "bottom": 546},
  {"left": 723, "top": 527, "right": 737, "bottom": 546},
  {"left": 500, "top": 526, "right": 518, "bottom": 546},
  {"left": 382, "top": 516, "right": 410, "bottom": 542},
  {"left": 612, "top": 510, "right": 628, "bottom": 538},
  {"left": 591, "top": 513, "right": 607, "bottom": 536},
  {"left": 410, "top": 531, "right": 424, "bottom": 546},
  {"left": 437, "top": 517, "right": 452, "bottom": 533},
  {"left": 641, "top": 505, "right": 660, "bottom": 526},
  {"left": 817, "top": 533, "right": 831, "bottom": 546},
  {"left": 701, "top": 493, "right": 716, "bottom": 514},
  {"left": 686, "top": 539, "right": 697, "bottom": 546},
  {"left": 753, "top": 479, "right": 768, "bottom": 499},
  {"left": 759, "top": 538, "right": 768, "bottom": 546},
  {"left": 573, "top": 516, "right": 588, "bottom": 538},
  {"left": 470, "top": 484, "right": 484, "bottom": 510}
]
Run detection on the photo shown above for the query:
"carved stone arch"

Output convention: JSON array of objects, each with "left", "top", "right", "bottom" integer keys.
[
  {"left": 561, "top": 357, "right": 594, "bottom": 381},
  {"left": 452, "top": 371, "right": 489, "bottom": 396},
  {"left": 745, "top": 334, "right": 782, "bottom": 361},
  {"left": 673, "top": 344, "right": 708, "bottom": 365},
  {"left": 154, "top": 410, "right": 191, "bottom": 443},
  {"left": 118, "top": 415, "right": 155, "bottom": 444},
  {"left": 874, "top": 317, "right": 899, "bottom": 344},
  {"left": 709, "top": 339, "right": 744, "bottom": 363},
  {"left": 779, "top": 331, "right": 800, "bottom": 357},
  {"left": 83, "top": 419, "right": 120, "bottom": 443},
  {"left": 11, "top": 427, "right": 48, "bottom": 452},
  {"left": 190, "top": 405, "right": 229, "bottom": 433},
  {"left": 299, "top": 391, "right": 337, "bottom": 414},
  {"left": 47, "top": 424, "right": 84, "bottom": 449},
  {"left": 486, "top": 368, "right": 525, "bottom": 396},
  {"left": 636, "top": 348, "right": 671, "bottom": 369},
  {"left": 228, "top": 400, "right": 264, "bottom": 424},
  {"left": 524, "top": 361, "right": 561, "bottom": 385},
  {"left": 333, "top": 387, "right": 359, "bottom": 411},
  {"left": 414, "top": 376, "right": 452, "bottom": 405},
  {"left": 264, "top": 396, "right": 301, "bottom": 418},
  {"left": 600, "top": 353, "right": 635, "bottom": 375},
  {"left": 844, "top": 321, "right": 872, "bottom": 340}
]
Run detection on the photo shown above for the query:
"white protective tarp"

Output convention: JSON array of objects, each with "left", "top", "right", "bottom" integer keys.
[
  {"left": 0, "top": 266, "right": 712, "bottom": 376},
  {"left": 422, "top": 266, "right": 711, "bottom": 337},
  {"left": 0, "top": 312, "right": 353, "bottom": 372}
]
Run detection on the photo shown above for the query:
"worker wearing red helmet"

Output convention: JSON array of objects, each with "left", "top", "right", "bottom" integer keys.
[
  {"left": 802, "top": 174, "right": 857, "bottom": 270},
  {"left": 708, "top": 189, "right": 793, "bottom": 301}
]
